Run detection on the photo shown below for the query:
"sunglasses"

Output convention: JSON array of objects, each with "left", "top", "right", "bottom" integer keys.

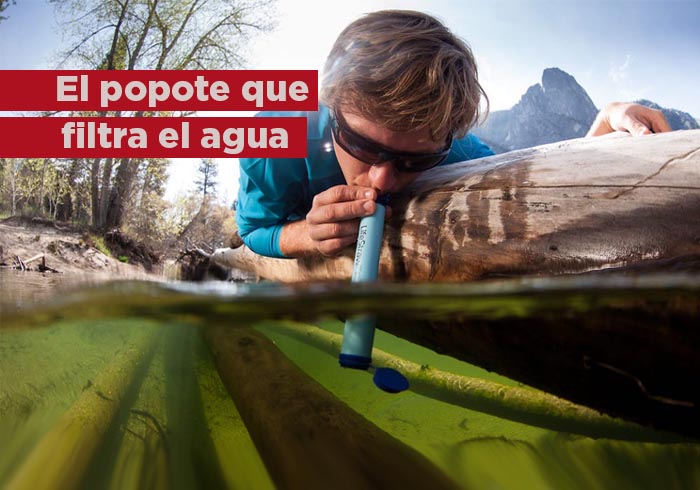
[{"left": 330, "top": 109, "right": 453, "bottom": 173}]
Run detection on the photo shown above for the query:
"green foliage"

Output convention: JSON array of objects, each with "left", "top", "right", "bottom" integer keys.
[
  {"left": 118, "top": 255, "right": 129, "bottom": 263},
  {"left": 163, "top": 192, "right": 202, "bottom": 237},
  {"left": 44, "top": 0, "right": 275, "bottom": 230},
  {"left": 0, "top": 158, "right": 77, "bottom": 219},
  {"left": 176, "top": 196, "right": 238, "bottom": 251},
  {"left": 123, "top": 189, "right": 170, "bottom": 252},
  {"left": 1, "top": 0, "right": 273, "bottom": 245},
  {"left": 53, "top": 0, "right": 275, "bottom": 71},
  {"left": 91, "top": 235, "right": 111, "bottom": 257}
]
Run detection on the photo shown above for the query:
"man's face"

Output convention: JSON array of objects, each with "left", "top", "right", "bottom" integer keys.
[{"left": 332, "top": 109, "right": 447, "bottom": 195}]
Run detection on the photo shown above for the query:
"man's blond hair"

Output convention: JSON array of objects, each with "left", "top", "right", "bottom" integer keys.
[{"left": 320, "top": 10, "right": 488, "bottom": 142}]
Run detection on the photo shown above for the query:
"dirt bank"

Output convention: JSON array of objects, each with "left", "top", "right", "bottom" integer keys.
[{"left": 0, "top": 217, "right": 158, "bottom": 279}]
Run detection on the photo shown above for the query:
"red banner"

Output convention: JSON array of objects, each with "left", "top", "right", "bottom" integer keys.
[
  {"left": 0, "top": 70, "right": 318, "bottom": 111},
  {"left": 0, "top": 116, "right": 308, "bottom": 158}
]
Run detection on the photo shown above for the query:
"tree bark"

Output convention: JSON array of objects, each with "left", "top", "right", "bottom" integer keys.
[
  {"left": 39, "top": 158, "right": 47, "bottom": 215},
  {"left": 105, "top": 111, "right": 146, "bottom": 229},
  {"left": 211, "top": 130, "right": 700, "bottom": 282},
  {"left": 105, "top": 157, "right": 138, "bottom": 229},
  {"left": 98, "top": 157, "right": 114, "bottom": 228},
  {"left": 90, "top": 157, "right": 101, "bottom": 228},
  {"left": 9, "top": 158, "right": 19, "bottom": 216},
  {"left": 56, "top": 158, "right": 81, "bottom": 222}
]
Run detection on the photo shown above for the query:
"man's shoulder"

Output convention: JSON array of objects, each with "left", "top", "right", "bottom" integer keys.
[
  {"left": 442, "top": 133, "right": 494, "bottom": 164},
  {"left": 255, "top": 104, "right": 331, "bottom": 141}
]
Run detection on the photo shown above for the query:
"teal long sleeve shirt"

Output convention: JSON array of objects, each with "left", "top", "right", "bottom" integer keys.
[{"left": 236, "top": 105, "right": 494, "bottom": 258}]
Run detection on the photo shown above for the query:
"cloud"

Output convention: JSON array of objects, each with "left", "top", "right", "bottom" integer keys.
[
  {"left": 609, "top": 54, "right": 633, "bottom": 84},
  {"left": 619, "top": 86, "right": 652, "bottom": 102},
  {"left": 607, "top": 55, "right": 654, "bottom": 102}
]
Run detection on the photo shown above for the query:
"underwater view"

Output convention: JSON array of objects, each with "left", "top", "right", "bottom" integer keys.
[{"left": 1, "top": 271, "right": 699, "bottom": 490}]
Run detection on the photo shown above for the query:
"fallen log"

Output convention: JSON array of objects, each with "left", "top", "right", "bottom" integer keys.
[
  {"left": 13, "top": 255, "right": 26, "bottom": 271},
  {"left": 211, "top": 130, "right": 700, "bottom": 282},
  {"left": 23, "top": 253, "right": 45, "bottom": 265},
  {"left": 22, "top": 253, "right": 60, "bottom": 273},
  {"left": 258, "top": 320, "right": 671, "bottom": 442},
  {"left": 203, "top": 325, "right": 461, "bottom": 490},
  {"left": 349, "top": 278, "right": 700, "bottom": 438},
  {"left": 5, "top": 326, "right": 159, "bottom": 490}
]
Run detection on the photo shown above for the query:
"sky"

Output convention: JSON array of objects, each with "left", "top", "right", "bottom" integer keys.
[{"left": 1, "top": 0, "right": 699, "bottom": 203}]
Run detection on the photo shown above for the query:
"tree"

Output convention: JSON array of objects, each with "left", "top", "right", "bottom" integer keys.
[
  {"left": 6, "top": 158, "right": 21, "bottom": 216},
  {"left": 54, "top": 158, "right": 77, "bottom": 221},
  {"left": 123, "top": 157, "right": 169, "bottom": 244},
  {"left": 0, "top": 0, "right": 16, "bottom": 22},
  {"left": 0, "top": 158, "right": 78, "bottom": 220},
  {"left": 51, "top": 0, "right": 274, "bottom": 229},
  {"left": 194, "top": 158, "right": 218, "bottom": 202}
]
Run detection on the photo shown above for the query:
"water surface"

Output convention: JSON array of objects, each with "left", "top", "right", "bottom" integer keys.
[{"left": 1, "top": 271, "right": 698, "bottom": 489}]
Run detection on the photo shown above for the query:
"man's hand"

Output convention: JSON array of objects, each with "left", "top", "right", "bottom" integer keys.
[
  {"left": 280, "top": 185, "right": 385, "bottom": 257},
  {"left": 587, "top": 102, "right": 671, "bottom": 137}
]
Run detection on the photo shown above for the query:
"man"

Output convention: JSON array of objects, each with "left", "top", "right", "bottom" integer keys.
[{"left": 236, "top": 10, "right": 670, "bottom": 259}]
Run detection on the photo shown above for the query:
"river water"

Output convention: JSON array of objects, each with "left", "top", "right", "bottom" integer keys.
[{"left": 1, "top": 270, "right": 699, "bottom": 489}]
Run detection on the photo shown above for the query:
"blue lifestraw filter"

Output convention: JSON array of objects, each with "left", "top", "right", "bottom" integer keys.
[{"left": 339, "top": 194, "right": 409, "bottom": 393}]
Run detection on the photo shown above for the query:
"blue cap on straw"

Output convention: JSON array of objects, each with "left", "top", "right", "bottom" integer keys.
[{"left": 373, "top": 368, "right": 410, "bottom": 393}]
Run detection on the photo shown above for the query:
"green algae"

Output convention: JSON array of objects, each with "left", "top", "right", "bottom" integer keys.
[
  {"left": 0, "top": 319, "right": 273, "bottom": 489},
  {"left": 258, "top": 320, "right": 672, "bottom": 441},
  {"left": 259, "top": 321, "right": 700, "bottom": 490},
  {"left": 0, "top": 275, "right": 699, "bottom": 489}
]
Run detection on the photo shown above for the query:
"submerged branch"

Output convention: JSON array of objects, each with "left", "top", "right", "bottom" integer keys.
[{"left": 259, "top": 321, "right": 677, "bottom": 442}]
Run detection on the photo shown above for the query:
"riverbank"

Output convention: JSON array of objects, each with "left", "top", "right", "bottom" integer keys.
[{"left": 0, "top": 217, "right": 159, "bottom": 279}]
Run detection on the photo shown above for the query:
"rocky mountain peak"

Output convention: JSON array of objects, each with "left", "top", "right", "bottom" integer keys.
[
  {"left": 473, "top": 68, "right": 598, "bottom": 152},
  {"left": 473, "top": 68, "right": 698, "bottom": 153},
  {"left": 636, "top": 99, "right": 700, "bottom": 131},
  {"left": 540, "top": 68, "right": 599, "bottom": 122}
]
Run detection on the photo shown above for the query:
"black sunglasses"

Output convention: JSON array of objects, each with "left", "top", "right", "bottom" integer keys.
[{"left": 330, "top": 109, "right": 453, "bottom": 173}]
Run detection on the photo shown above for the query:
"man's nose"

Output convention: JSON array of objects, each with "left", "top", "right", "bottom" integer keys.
[{"left": 367, "top": 162, "right": 398, "bottom": 193}]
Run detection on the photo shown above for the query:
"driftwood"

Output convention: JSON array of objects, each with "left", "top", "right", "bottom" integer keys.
[
  {"left": 203, "top": 325, "right": 460, "bottom": 490},
  {"left": 211, "top": 130, "right": 700, "bottom": 282},
  {"left": 22, "top": 253, "right": 59, "bottom": 273},
  {"left": 23, "top": 253, "right": 45, "bottom": 265},
  {"left": 353, "top": 279, "right": 699, "bottom": 438},
  {"left": 259, "top": 320, "right": 671, "bottom": 442},
  {"left": 177, "top": 244, "right": 232, "bottom": 281},
  {"left": 5, "top": 328, "right": 159, "bottom": 490},
  {"left": 13, "top": 255, "right": 26, "bottom": 271},
  {"left": 0, "top": 253, "right": 60, "bottom": 273}
]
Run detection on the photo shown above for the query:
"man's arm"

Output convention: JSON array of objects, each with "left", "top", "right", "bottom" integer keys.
[
  {"left": 236, "top": 156, "right": 305, "bottom": 258},
  {"left": 587, "top": 102, "right": 671, "bottom": 137},
  {"left": 278, "top": 220, "right": 315, "bottom": 257},
  {"left": 238, "top": 154, "right": 378, "bottom": 258}
]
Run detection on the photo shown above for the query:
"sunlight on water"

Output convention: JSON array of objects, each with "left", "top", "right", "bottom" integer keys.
[{"left": 1, "top": 272, "right": 699, "bottom": 489}]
